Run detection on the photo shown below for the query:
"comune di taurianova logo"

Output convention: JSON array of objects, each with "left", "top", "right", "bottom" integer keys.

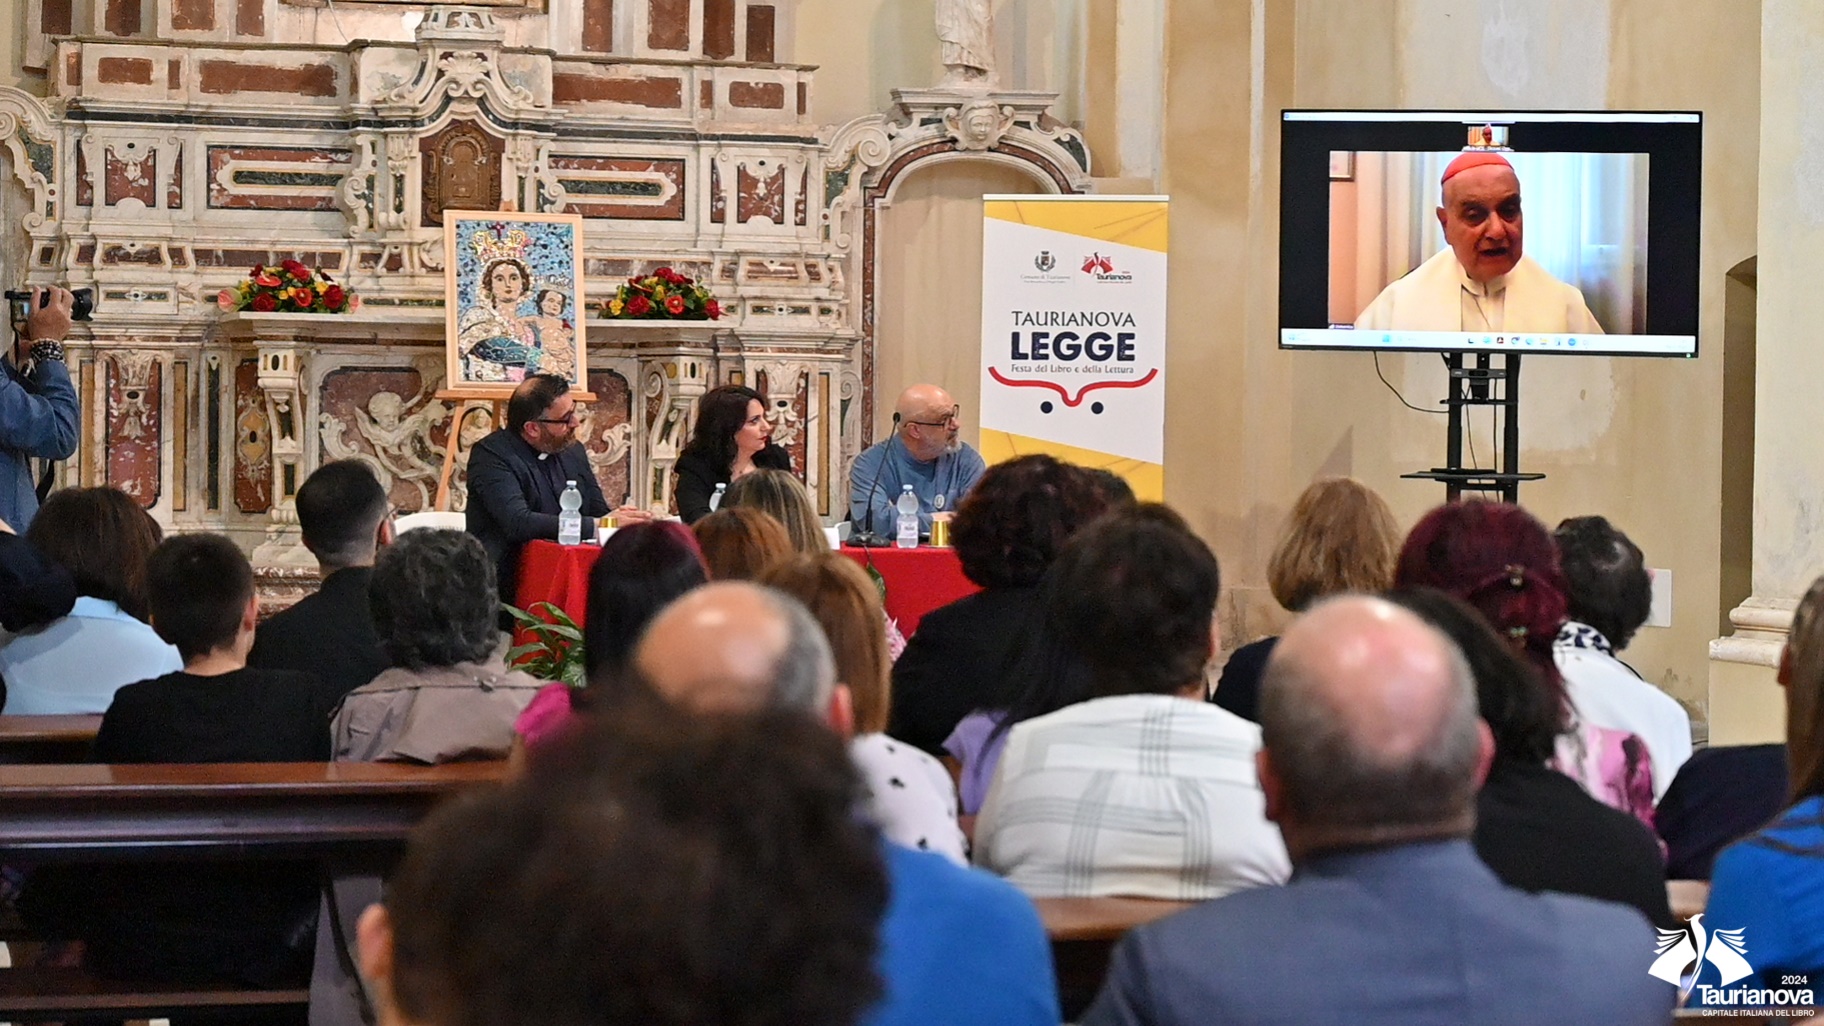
[{"left": 1649, "top": 913, "right": 1814, "bottom": 1010}]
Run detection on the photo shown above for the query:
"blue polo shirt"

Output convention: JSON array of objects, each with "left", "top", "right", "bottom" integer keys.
[{"left": 0, "top": 596, "right": 183, "bottom": 714}]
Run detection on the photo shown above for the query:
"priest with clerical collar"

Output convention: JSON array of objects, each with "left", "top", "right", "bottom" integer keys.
[
  {"left": 1354, "top": 151, "right": 1606, "bottom": 335},
  {"left": 848, "top": 384, "right": 987, "bottom": 540}
]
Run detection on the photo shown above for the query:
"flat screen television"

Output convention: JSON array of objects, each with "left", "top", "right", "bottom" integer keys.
[{"left": 1279, "top": 110, "right": 1702, "bottom": 358}]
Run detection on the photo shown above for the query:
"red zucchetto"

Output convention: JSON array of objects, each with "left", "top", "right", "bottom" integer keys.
[{"left": 1441, "top": 150, "right": 1513, "bottom": 185}]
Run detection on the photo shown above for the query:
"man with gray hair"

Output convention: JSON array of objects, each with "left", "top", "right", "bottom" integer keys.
[
  {"left": 632, "top": 581, "right": 1060, "bottom": 1026},
  {"left": 1083, "top": 595, "right": 1673, "bottom": 1026}
]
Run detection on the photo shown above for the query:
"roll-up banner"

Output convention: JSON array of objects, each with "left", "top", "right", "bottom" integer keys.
[{"left": 978, "top": 195, "right": 1168, "bottom": 500}]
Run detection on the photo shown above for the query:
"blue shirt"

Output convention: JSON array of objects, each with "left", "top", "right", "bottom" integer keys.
[
  {"left": 863, "top": 842, "right": 1058, "bottom": 1026},
  {"left": 1704, "top": 795, "right": 1824, "bottom": 989},
  {"left": 0, "top": 596, "right": 184, "bottom": 714},
  {"left": 849, "top": 436, "right": 987, "bottom": 538}
]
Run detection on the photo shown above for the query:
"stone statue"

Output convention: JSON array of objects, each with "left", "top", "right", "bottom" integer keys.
[{"left": 936, "top": 0, "right": 995, "bottom": 88}]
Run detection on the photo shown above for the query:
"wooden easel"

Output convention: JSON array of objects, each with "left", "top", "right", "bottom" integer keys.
[{"left": 432, "top": 388, "right": 599, "bottom": 511}]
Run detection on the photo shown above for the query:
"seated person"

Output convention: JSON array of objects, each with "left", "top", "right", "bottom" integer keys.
[
  {"left": 974, "top": 507, "right": 1290, "bottom": 900},
  {"left": 360, "top": 708, "right": 891, "bottom": 1026},
  {"left": 671, "top": 384, "right": 793, "bottom": 525},
  {"left": 1354, "top": 151, "right": 1605, "bottom": 334},
  {"left": 1703, "top": 572, "right": 1824, "bottom": 991},
  {"left": 848, "top": 384, "right": 986, "bottom": 540},
  {"left": 0, "top": 522, "right": 75, "bottom": 639},
  {"left": 464, "top": 373, "right": 649, "bottom": 600},
  {"left": 1656, "top": 743, "right": 1788, "bottom": 879},
  {"left": 1081, "top": 597, "right": 1672, "bottom": 1026},
  {"left": 248, "top": 459, "right": 392, "bottom": 702},
  {"left": 0, "top": 486, "right": 181, "bottom": 714},
  {"left": 26, "top": 533, "right": 333, "bottom": 990},
  {"left": 630, "top": 583, "right": 1059, "bottom": 1026},
  {"left": 1552, "top": 515, "right": 1692, "bottom": 799},
  {"left": 693, "top": 506, "right": 795, "bottom": 581}
]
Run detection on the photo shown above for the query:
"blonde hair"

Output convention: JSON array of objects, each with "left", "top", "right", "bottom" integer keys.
[
  {"left": 725, "top": 469, "right": 825, "bottom": 557},
  {"left": 1785, "top": 574, "right": 1824, "bottom": 802},
  {"left": 1267, "top": 477, "right": 1401, "bottom": 613},
  {"left": 760, "top": 554, "right": 891, "bottom": 734},
  {"left": 692, "top": 508, "right": 793, "bottom": 582}
]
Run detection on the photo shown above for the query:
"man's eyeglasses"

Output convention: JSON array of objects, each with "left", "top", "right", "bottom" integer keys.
[
  {"left": 534, "top": 410, "right": 584, "bottom": 426},
  {"left": 906, "top": 406, "right": 961, "bottom": 428}
]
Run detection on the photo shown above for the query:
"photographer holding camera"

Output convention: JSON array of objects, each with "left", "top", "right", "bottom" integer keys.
[{"left": 0, "top": 286, "right": 79, "bottom": 531}]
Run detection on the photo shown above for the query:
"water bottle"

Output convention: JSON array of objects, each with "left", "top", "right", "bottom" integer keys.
[
  {"left": 895, "top": 485, "right": 919, "bottom": 549},
  {"left": 710, "top": 482, "right": 727, "bottom": 512},
  {"left": 558, "top": 480, "right": 583, "bottom": 545}
]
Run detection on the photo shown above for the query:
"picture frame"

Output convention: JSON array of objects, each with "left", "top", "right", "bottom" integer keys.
[
  {"left": 444, "top": 210, "right": 586, "bottom": 397},
  {"left": 1329, "top": 150, "right": 1355, "bottom": 181}
]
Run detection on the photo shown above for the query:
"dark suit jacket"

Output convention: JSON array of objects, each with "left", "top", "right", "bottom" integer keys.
[
  {"left": 247, "top": 565, "right": 388, "bottom": 704},
  {"left": 1083, "top": 840, "right": 1673, "bottom": 1026},
  {"left": 672, "top": 443, "right": 792, "bottom": 524},
  {"left": 464, "top": 430, "right": 608, "bottom": 601},
  {"left": 888, "top": 586, "right": 1039, "bottom": 756}
]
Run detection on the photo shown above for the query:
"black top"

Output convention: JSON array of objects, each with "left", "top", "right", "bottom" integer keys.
[
  {"left": 1655, "top": 743, "right": 1790, "bottom": 880},
  {"left": 888, "top": 586, "right": 1041, "bottom": 756},
  {"left": 464, "top": 430, "right": 610, "bottom": 601},
  {"left": 62, "top": 667, "right": 335, "bottom": 985},
  {"left": 0, "top": 530, "right": 74, "bottom": 633},
  {"left": 672, "top": 443, "right": 793, "bottom": 524},
  {"left": 248, "top": 565, "right": 389, "bottom": 703},
  {"left": 1474, "top": 758, "right": 1674, "bottom": 927},
  {"left": 1209, "top": 636, "right": 1278, "bottom": 723}
]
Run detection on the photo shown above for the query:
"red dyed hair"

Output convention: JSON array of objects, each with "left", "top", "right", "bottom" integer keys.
[{"left": 1394, "top": 501, "right": 1570, "bottom": 696}]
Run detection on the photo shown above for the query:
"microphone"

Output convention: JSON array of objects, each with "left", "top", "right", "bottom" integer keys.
[{"left": 848, "top": 413, "right": 897, "bottom": 547}]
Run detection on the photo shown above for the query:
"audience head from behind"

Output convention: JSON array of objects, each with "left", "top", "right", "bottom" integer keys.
[
  {"left": 1258, "top": 595, "right": 1492, "bottom": 861},
  {"left": 360, "top": 707, "right": 888, "bottom": 1026},
  {"left": 296, "top": 459, "right": 393, "bottom": 572},
  {"left": 582, "top": 521, "right": 707, "bottom": 689},
  {"left": 1781, "top": 574, "right": 1824, "bottom": 804},
  {"left": 146, "top": 533, "right": 257, "bottom": 669},
  {"left": 693, "top": 507, "right": 794, "bottom": 581},
  {"left": 370, "top": 529, "right": 498, "bottom": 671},
  {"left": 1267, "top": 476, "right": 1401, "bottom": 613},
  {"left": 28, "top": 485, "right": 162, "bottom": 621},
  {"left": 1553, "top": 515, "right": 1653, "bottom": 652},
  {"left": 760, "top": 554, "right": 890, "bottom": 734},
  {"left": 632, "top": 580, "right": 844, "bottom": 729},
  {"left": 1387, "top": 588, "right": 1563, "bottom": 766},
  {"left": 949, "top": 454, "right": 1115, "bottom": 590},
  {"left": 1083, "top": 467, "right": 1138, "bottom": 510},
  {"left": 724, "top": 469, "right": 824, "bottom": 556},
  {"left": 505, "top": 373, "right": 578, "bottom": 455}
]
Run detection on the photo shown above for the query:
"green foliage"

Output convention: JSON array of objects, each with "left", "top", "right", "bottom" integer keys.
[{"left": 503, "top": 601, "right": 587, "bottom": 688}]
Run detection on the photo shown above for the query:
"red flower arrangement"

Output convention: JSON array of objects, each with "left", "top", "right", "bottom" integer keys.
[
  {"left": 218, "top": 260, "right": 358, "bottom": 314},
  {"left": 605, "top": 266, "right": 721, "bottom": 321}
]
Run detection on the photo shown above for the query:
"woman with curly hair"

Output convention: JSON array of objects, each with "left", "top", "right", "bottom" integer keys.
[{"left": 672, "top": 385, "right": 792, "bottom": 524}]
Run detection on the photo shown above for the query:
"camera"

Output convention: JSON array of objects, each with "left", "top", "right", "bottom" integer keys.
[{"left": 4, "top": 287, "right": 94, "bottom": 325}]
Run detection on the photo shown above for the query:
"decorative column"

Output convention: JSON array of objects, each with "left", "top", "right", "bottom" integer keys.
[{"left": 252, "top": 338, "right": 309, "bottom": 566}]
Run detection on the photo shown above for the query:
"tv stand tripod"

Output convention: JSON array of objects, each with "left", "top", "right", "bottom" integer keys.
[{"left": 1400, "top": 351, "right": 1542, "bottom": 503}]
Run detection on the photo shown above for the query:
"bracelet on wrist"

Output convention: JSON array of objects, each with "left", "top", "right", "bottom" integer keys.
[{"left": 28, "top": 339, "right": 64, "bottom": 363}]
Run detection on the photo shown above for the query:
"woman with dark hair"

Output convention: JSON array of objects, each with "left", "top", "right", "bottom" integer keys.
[
  {"left": 513, "top": 522, "right": 708, "bottom": 750},
  {"left": 0, "top": 486, "right": 181, "bottom": 713},
  {"left": 672, "top": 385, "right": 791, "bottom": 524},
  {"left": 1387, "top": 588, "right": 1673, "bottom": 927},
  {"left": 889, "top": 455, "right": 1111, "bottom": 766},
  {"left": 1704, "top": 572, "right": 1824, "bottom": 987},
  {"left": 333, "top": 529, "right": 543, "bottom": 763},
  {"left": 1394, "top": 501, "right": 1657, "bottom": 823}
]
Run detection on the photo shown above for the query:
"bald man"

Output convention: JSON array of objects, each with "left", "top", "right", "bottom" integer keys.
[
  {"left": 848, "top": 384, "right": 987, "bottom": 540},
  {"left": 1354, "top": 152, "right": 1605, "bottom": 335},
  {"left": 632, "top": 581, "right": 1061, "bottom": 1026},
  {"left": 1083, "top": 596, "right": 1673, "bottom": 1026}
]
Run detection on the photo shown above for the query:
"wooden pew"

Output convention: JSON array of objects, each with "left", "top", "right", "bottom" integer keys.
[
  {"left": 0, "top": 760, "right": 505, "bottom": 1022},
  {"left": 0, "top": 714, "right": 101, "bottom": 764},
  {"left": 1034, "top": 896, "right": 1196, "bottom": 1019}
]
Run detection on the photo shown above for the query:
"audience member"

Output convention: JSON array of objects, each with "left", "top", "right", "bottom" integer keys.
[
  {"left": 248, "top": 459, "right": 392, "bottom": 702},
  {"left": 1082, "top": 596, "right": 1673, "bottom": 1026},
  {"left": 332, "top": 529, "right": 541, "bottom": 762},
  {"left": 761, "top": 553, "right": 966, "bottom": 864},
  {"left": 0, "top": 519, "right": 75, "bottom": 636},
  {"left": 1656, "top": 743, "right": 1789, "bottom": 879},
  {"left": 1704, "top": 571, "right": 1824, "bottom": 988},
  {"left": 671, "top": 384, "right": 792, "bottom": 524},
  {"left": 631, "top": 582, "right": 1059, "bottom": 1026},
  {"left": 362, "top": 708, "right": 889, "bottom": 1026},
  {"left": 1396, "top": 500, "right": 1656, "bottom": 821},
  {"left": 693, "top": 506, "right": 795, "bottom": 581},
  {"left": 1213, "top": 476, "right": 1400, "bottom": 723},
  {"left": 513, "top": 521, "right": 707, "bottom": 750},
  {"left": 28, "top": 534, "right": 331, "bottom": 992},
  {"left": 1389, "top": 588, "right": 1674, "bottom": 926},
  {"left": 725, "top": 467, "right": 828, "bottom": 555},
  {"left": 1553, "top": 515, "right": 1692, "bottom": 797},
  {"left": 890, "top": 454, "right": 1110, "bottom": 759},
  {"left": 973, "top": 508, "right": 1289, "bottom": 899},
  {"left": 0, "top": 486, "right": 180, "bottom": 714},
  {"left": 849, "top": 384, "right": 986, "bottom": 539}
]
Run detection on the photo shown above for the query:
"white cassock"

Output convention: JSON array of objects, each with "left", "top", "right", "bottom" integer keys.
[{"left": 1355, "top": 249, "right": 1606, "bottom": 334}]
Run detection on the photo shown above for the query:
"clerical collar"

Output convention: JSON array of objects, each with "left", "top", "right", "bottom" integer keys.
[{"left": 537, "top": 452, "right": 549, "bottom": 460}]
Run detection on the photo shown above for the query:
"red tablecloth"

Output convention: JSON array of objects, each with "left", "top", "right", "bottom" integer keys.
[{"left": 515, "top": 540, "right": 979, "bottom": 636}]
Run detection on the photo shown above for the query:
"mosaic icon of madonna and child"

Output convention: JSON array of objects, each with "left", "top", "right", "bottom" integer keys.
[{"left": 446, "top": 212, "right": 586, "bottom": 391}]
